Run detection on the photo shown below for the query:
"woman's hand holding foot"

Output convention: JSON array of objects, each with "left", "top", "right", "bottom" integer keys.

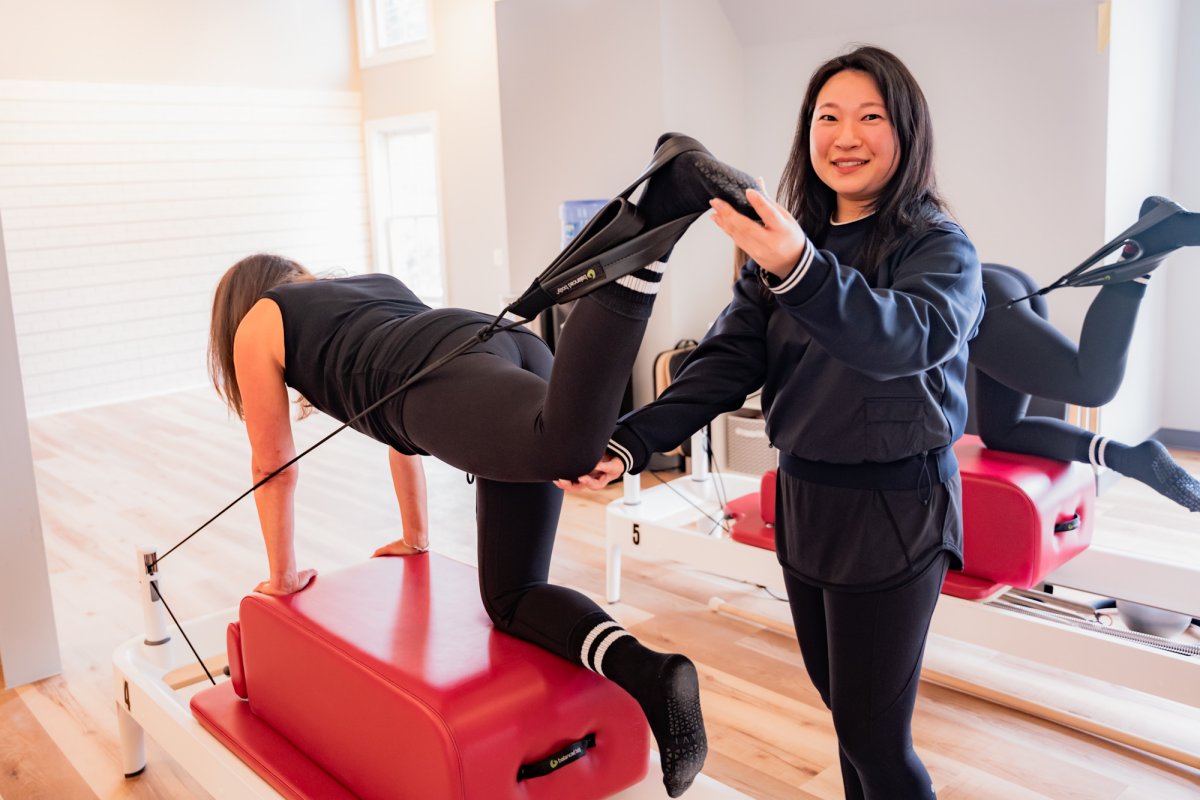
[
  {"left": 710, "top": 188, "right": 807, "bottom": 277},
  {"left": 554, "top": 454, "right": 625, "bottom": 491}
]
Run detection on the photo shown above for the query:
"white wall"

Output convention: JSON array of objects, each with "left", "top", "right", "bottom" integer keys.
[
  {"left": 0, "top": 213, "right": 61, "bottom": 687},
  {"left": 744, "top": 4, "right": 1109, "bottom": 336},
  {"left": 1102, "top": 0, "right": 1180, "bottom": 443},
  {"left": 1163, "top": 1, "right": 1200, "bottom": 433},
  {"left": 496, "top": 0, "right": 667, "bottom": 401},
  {"left": 497, "top": 0, "right": 751, "bottom": 403},
  {"left": 359, "top": 0, "right": 509, "bottom": 313},
  {"left": 0, "top": 2, "right": 367, "bottom": 415},
  {"left": 659, "top": 0, "right": 750, "bottom": 348},
  {"left": 0, "top": 0, "right": 359, "bottom": 91}
]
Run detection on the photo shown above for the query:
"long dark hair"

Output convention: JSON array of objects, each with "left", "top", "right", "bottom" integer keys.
[
  {"left": 778, "top": 45, "right": 946, "bottom": 279},
  {"left": 208, "top": 253, "right": 312, "bottom": 418}
]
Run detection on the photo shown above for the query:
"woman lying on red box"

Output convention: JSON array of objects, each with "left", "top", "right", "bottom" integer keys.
[
  {"left": 206, "top": 134, "right": 765, "bottom": 797},
  {"left": 971, "top": 200, "right": 1200, "bottom": 512}
]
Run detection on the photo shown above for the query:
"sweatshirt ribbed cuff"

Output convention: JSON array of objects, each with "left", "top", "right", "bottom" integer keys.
[
  {"left": 759, "top": 237, "right": 814, "bottom": 294},
  {"left": 606, "top": 428, "right": 645, "bottom": 474}
]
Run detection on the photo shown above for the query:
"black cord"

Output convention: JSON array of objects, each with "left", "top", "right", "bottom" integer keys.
[
  {"left": 147, "top": 309, "right": 531, "bottom": 690},
  {"left": 647, "top": 468, "right": 731, "bottom": 535},
  {"left": 704, "top": 426, "right": 730, "bottom": 514},
  {"left": 152, "top": 581, "right": 216, "bottom": 685}
]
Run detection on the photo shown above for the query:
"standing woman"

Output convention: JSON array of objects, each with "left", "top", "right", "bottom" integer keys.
[{"left": 567, "top": 46, "right": 983, "bottom": 798}]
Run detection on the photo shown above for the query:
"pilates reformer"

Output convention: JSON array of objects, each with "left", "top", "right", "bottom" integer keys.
[
  {"left": 113, "top": 547, "right": 751, "bottom": 799},
  {"left": 111, "top": 134, "right": 760, "bottom": 799},
  {"left": 603, "top": 430, "right": 1200, "bottom": 769}
]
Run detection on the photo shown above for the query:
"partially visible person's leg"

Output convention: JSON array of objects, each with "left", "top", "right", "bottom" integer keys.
[
  {"left": 971, "top": 264, "right": 1145, "bottom": 406},
  {"left": 972, "top": 266, "right": 1200, "bottom": 511},
  {"left": 782, "top": 570, "right": 866, "bottom": 800},
  {"left": 823, "top": 553, "right": 948, "bottom": 800},
  {"left": 401, "top": 291, "right": 650, "bottom": 482},
  {"left": 474, "top": 475, "right": 706, "bottom": 798}
]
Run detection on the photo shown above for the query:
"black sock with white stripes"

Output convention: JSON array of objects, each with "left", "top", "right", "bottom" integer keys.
[
  {"left": 572, "top": 617, "right": 707, "bottom": 797},
  {"left": 1089, "top": 436, "right": 1200, "bottom": 512},
  {"left": 588, "top": 260, "right": 667, "bottom": 320}
]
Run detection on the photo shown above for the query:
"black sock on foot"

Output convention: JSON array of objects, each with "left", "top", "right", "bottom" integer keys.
[
  {"left": 636, "top": 147, "right": 759, "bottom": 260},
  {"left": 1104, "top": 439, "right": 1200, "bottom": 512},
  {"left": 572, "top": 620, "right": 707, "bottom": 797}
]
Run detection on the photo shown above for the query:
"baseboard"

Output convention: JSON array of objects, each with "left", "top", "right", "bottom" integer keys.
[{"left": 1152, "top": 428, "right": 1200, "bottom": 452}]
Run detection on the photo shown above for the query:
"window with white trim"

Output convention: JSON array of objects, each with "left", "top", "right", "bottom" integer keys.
[
  {"left": 356, "top": 0, "right": 434, "bottom": 67},
  {"left": 365, "top": 115, "right": 447, "bottom": 306}
]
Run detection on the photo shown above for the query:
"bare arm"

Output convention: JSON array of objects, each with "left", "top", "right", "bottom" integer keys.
[
  {"left": 373, "top": 450, "right": 430, "bottom": 556},
  {"left": 389, "top": 450, "right": 429, "bottom": 548},
  {"left": 234, "top": 298, "right": 316, "bottom": 594}
]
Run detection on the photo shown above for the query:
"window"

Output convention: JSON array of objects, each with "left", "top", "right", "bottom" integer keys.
[
  {"left": 365, "top": 114, "right": 447, "bottom": 306},
  {"left": 356, "top": 0, "right": 434, "bottom": 67}
]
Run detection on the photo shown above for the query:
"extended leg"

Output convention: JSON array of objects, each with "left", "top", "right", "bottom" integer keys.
[
  {"left": 971, "top": 265, "right": 1146, "bottom": 406},
  {"left": 402, "top": 292, "right": 650, "bottom": 483}
]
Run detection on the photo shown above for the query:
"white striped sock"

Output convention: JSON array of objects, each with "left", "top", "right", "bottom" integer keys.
[
  {"left": 616, "top": 261, "right": 666, "bottom": 295},
  {"left": 592, "top": 630, "right": 632, "bottom": 677},
  {"left": 580, "top": 620, "right": 620, "bottom": 669}
]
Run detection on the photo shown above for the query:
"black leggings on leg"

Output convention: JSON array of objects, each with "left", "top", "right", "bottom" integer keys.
[
  {"left": 783, "top": 553, "right": 949, "bottom": 800},
  {"left": 971, "top": 264, "right": 1145, "bottom": 462},
  {"left": 397, "top": 294, "right": 648, "bottom": 660}
]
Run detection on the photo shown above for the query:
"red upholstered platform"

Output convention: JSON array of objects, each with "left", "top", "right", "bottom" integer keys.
[
  {"left": 950, "top": 435, "right": 1094, "bottom": 599},
  {"left": 726, "top": 471, "right": 776, "bottom": 551},
  {"left": 190, "top": 555, "right": 650, "bottom": 800},
  {"left": 724, "top": 436, "right": 1096, "bottom": 600}
]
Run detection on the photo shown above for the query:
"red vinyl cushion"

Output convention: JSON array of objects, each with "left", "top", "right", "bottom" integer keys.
[
  {"left": 724, "top": 470, "right": 779, "bottom": 551},
  {"left": 191, "top": 682, "right": 356, "bottom": 800},
  {"left": 200, "top": 554, "right": 649, "bottom": 800},
  {"left": 723, "top": 440, "right": 1094, "bottom": 599},
  {"left": 759, "top": 469, "right": 777, "bottom": 526},
  {"left": 726, "top": 491, "right": 773, "bottom": 551},
  {"left": 945, "top": 435, "right": 1094, "bottom": 598},
  {"left": 226, "top": 621, "right": 246, "bottom": 699}
]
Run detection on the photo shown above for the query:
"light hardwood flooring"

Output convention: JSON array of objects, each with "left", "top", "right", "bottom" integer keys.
[{"left": 2, "top": 388, "right": 1200, "bottom": 799}]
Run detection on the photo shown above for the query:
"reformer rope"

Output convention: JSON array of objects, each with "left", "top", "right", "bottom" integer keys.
[
  {"left": 154, "top": 309, "right": 529, "bottom": 568},
  {"left": 152, "top": 581, "right": 217, "bottom": 685}
]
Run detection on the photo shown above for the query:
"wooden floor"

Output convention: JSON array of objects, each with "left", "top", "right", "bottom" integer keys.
[{"left": 3, "top": 387, "right": 1200, "bottom": 799}]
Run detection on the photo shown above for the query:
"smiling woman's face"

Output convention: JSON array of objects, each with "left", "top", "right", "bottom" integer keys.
[{"left": 809, "top": 69, "right": 900, "bottom": 222}]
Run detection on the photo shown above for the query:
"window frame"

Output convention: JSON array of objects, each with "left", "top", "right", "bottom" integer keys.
[
  {"left": 363, "top": 112, "right": 449, "bottom": 307},
  {"left": 355, "top": 0, "right": 435, "bottom": 68}
]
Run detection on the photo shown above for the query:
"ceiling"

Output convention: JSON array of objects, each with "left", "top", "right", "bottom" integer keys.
[{"left": 716, "top": 0, "right": 1102, "bottom": 46}]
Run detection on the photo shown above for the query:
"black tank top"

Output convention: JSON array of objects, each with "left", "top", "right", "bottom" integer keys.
[{"left": 263, "top": 273, "right": 492, "bottom": 452}]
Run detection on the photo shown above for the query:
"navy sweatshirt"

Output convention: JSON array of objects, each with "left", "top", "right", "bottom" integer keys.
[{"left": 608, "top": 214, "right": 984, "bottom": 483}]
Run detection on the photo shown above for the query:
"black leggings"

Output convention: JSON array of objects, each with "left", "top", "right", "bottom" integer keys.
[
  {"left": 395, "top": 295, "right": 647, "bottom": 663},
  {"left": 783, "top": 552, "right": 949, "bottom": 800},
  {"left": 970, "top": 264, "right": 1146, "bottom": 461}
]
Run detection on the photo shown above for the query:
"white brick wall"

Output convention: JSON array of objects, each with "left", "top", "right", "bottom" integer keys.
[{"left": 0, "top": 80, "right": 371, "bottom": 416}]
